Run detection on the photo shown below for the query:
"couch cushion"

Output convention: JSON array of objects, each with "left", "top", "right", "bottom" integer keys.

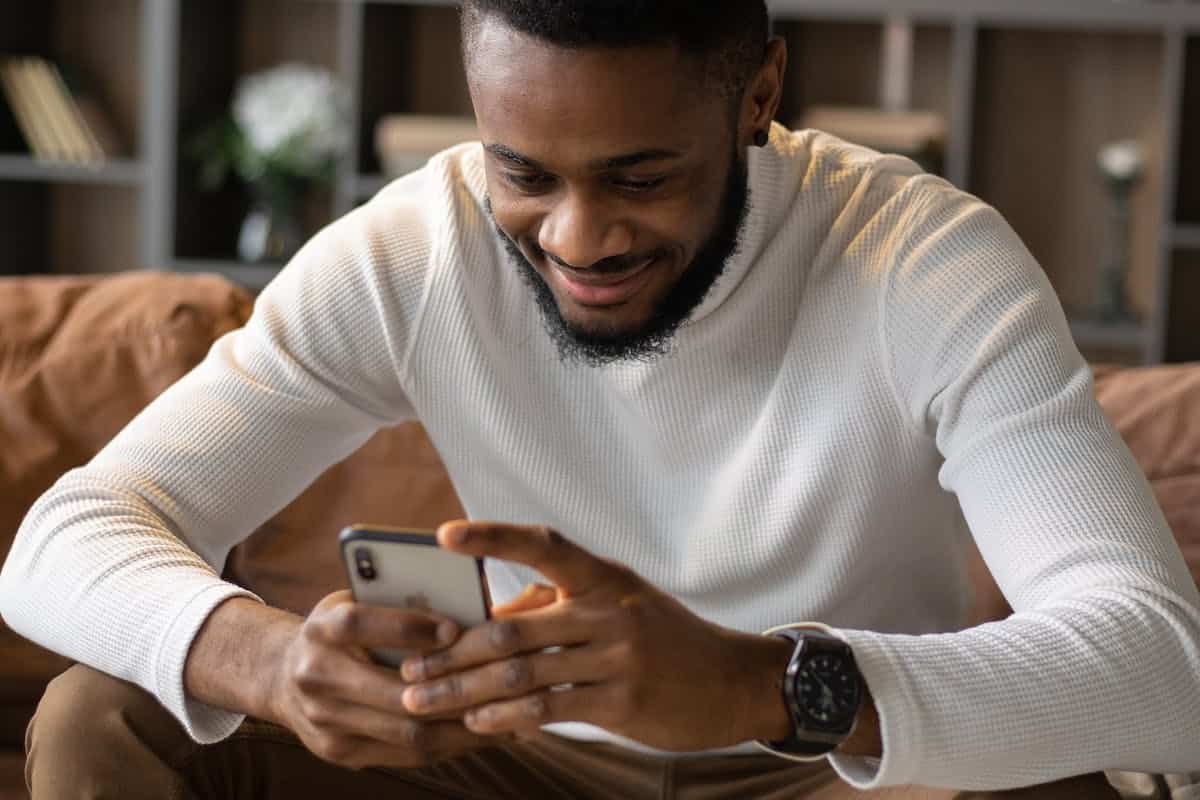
[
  {"left": 222, "top": 422, "right": 465, "bottom": 616},
  {"left": 1095, "top": 364, "right": 1200, "bottom": 588},
  {"left": 0, "top": 271, "right": 254, "bottom": 742}
]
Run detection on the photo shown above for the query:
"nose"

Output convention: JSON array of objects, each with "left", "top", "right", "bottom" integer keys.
[{"left": 537, "top": 190, "right": 634, "bottom": 269}]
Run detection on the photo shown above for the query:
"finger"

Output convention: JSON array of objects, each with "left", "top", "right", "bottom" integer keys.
[
  {"left": 308, "top": 719, "right": 501, "bottom": 770},
  {"left": 438, "top": 521, "right": 618, "bottom": 596},
  {"left": 401, "top": 606, "right": 594, "bottom": 682},
  {"left": 491, "top": 583, "right": 558, "bottom": 617},
  {"left": 401, "top": 643, "right": 610, "bottom": 716},
  {"left": 306, "top": 599, "right": 459, "bottom": 652},
  {"left": 463, "top": 684, "right": 613, "bottom": 736}
]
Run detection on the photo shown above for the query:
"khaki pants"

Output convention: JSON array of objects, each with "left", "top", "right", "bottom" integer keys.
[{"left": 24, "top": 665, "right": 1119, "bottom": 800}]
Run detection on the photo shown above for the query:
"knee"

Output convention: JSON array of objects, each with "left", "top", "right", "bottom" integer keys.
[
  {"left": 25, "top": 663, "right": 189, "bottom": 791},
  {"left": 28, "top": 665, "right": 150, "bottom": 753}
]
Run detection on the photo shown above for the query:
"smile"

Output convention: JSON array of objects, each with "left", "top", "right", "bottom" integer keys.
[{"left": 553, "top": 257, "right": 657, "bottom": 307}]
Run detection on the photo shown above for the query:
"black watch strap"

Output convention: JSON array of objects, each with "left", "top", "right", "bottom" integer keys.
[{"left": 756, "top": 626, "right": 862, "bottom": 762}]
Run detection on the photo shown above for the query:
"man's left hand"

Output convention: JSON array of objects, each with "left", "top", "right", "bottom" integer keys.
[{"left": 398, "top": 520, "right": 794, "bottom": 752}]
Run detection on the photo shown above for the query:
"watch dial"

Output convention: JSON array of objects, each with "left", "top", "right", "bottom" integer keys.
[{"left": 796, "top": 653, "right": 860, "bottom": 729}]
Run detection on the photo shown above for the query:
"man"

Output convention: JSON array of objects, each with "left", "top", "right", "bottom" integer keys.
[{"left": 1, "top": 1, "right": 1197, "bottom": 798}]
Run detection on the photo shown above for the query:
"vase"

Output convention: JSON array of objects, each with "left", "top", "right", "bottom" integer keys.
[
  {"left": 1095, "top": 178, "right": 1136, "bottom": 323},
  {"left": 237, "top": 178, "right": 306, "bottom": 264}
]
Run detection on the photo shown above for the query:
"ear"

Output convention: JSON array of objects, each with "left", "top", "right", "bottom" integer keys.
[{"left": 739, "top": 37, "right": 788, "bottom": 149}]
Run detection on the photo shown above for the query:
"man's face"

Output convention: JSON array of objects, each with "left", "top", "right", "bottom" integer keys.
[{"left": 466, "top": 16, "right": 750, "bottom": 365}]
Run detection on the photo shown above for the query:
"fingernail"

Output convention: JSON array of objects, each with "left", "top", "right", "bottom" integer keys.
[
  {"left": 403, "top": 686, "right": 425, "bottom": 711},
  {"left": 437, "top": 621, "right": 458, "bottom": 645},
  {"left": 402, "top": 658, "right": 424, "bottom": 682},
  {"left": 442, "top": 523, "right": 469, "bottom": 546}
]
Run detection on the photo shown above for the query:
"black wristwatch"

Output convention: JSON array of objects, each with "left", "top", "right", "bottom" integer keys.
[{"left": 756, "top": 626, "right": 864, "bottom": 761}]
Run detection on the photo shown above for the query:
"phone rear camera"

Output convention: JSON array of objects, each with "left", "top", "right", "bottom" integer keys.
[{"left": 354, "top": 547, "right": 377, "bottom": 581}]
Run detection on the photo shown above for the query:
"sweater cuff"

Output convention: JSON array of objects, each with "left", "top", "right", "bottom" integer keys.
[
  {"left": 825, "top": 627, "right": 923, "bottom": 789},
  {"left": 153, "top": 581, "right": 264, "bottom": 744}
]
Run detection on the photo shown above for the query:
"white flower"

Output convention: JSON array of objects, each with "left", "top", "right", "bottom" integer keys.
[
  {"left": 1098, "top": 140, "right": 1144, "bottom": 182},
  {"left": 233, "top": 63, "right": 349, "bottom": 170}
]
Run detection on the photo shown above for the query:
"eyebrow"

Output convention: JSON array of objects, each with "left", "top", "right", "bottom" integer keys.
[{"left": 484, "top": 143, "right": 684, "bottom": 172}]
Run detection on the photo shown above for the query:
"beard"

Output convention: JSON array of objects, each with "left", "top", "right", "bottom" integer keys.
[{"left": 488, "top": 148, "right": 750, "bottom": 367}]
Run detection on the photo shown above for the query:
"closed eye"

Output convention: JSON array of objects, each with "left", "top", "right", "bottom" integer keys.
[
  {"left": 614, "top": 176, "right": 667, "bottom": 192},
  {"left": 503, "top": 171, "right": 557, "bottom": 192}
]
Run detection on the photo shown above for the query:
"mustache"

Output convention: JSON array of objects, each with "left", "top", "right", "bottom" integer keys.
[
  {"left": 483, "top": 198, "right": 666, "bottom": 275},
  {"left": 534, "top": 243, "right": 668, "bottom": 275}
]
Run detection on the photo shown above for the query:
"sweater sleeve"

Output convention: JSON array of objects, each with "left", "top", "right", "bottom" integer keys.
[
  {"left": 0, "top": 166, "right": 444, "bottom": 743},
  {"left": 826, "top": 181, "right": 1200, "bottom": 789}
]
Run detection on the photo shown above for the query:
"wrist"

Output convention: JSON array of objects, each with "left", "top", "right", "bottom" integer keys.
[
  {"left": 184, "top": 596, "right": 301, "bottom": 722},
  {"left": 835, "top": 679, "right": 881, "bottom": 757},
  {"left": 737, "top": 630, "right": 795, "bottom": 743},
  {"left": 752, "top": 624, "right": 882, "bottom": 761}
]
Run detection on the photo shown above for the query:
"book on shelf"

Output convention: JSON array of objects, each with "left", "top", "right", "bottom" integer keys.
[
  {"left": 375, "top": 114, "right": 479, "bottom": 178},
  {"left": 0, "top": 55, "right": 121, "bottom": 165}
]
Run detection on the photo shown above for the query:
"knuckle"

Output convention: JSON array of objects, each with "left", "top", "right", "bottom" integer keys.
[
  {"left": 292, "top": 652, "right": 325, "bottom": 689},
  {"left": 537, "top": 525, "right": 566, "bottom": 548},
  {"left": 399, "top": 721, "right": 430, "bottom": 756},
  {"left": 488, "top": 619, "right": 523, "bottom": 652},
  {"left": 298, "top": 696, "right": 330, "bottom": 726},
  {"left": 422, "top": 651, "right": 449, "bottom": 676},
  {"left": 612, "top": 605, "right": 642, "bottom": 641},
  {"left": 395, "top": 620, "right": 432, "bottom": 645},
  {"left": 443, "top": 674, "right": 465, "bottom": 700},
  {"left": 609, "top": 684, "right": 638, "bottom": 724},
  {"left": 604, "top": 559, "right": 636, "bottom": 581},
  {"left": 328, "top": 604, "right": 362, "bottom": 641},
  {"left": 608, "top": 639, "right": 636, "bottom": 667},
  {"left": 500, "top": 658, "right": 533, "bottom": 692},
  {"left": 315, "top": 733, "right": 353, "bottom": 765},
  {"left": 523, "top": 694, "right": 551, "bottom": 723}
]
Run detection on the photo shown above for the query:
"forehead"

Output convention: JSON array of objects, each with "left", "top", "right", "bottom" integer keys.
[{"left": 466, "top": 16, "right": 727, "bottom": 163}]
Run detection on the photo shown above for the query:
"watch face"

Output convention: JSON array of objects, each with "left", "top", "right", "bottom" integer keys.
[{"left": 795, "top": 651, "right": 861, "bottom": 729}]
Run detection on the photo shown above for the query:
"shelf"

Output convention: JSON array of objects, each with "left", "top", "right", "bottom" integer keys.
[
  {"left": 0, "top": 156, "right": 145, "bottom": 186},
  {"left": 1166, "top": 249, "right": 1200, "bottom": 362},
  {"left": 1068, "top": 318, "right": 1147, "bottom": 352},
  {"left": 1174, "top": 224, "right": 1200, "bottom": 249},
  {"left": 170, "top": 258, "right": 280, "bottom": 292},
  {"left": 766, "top": 1, "right": 1200, "bottom": 30}
]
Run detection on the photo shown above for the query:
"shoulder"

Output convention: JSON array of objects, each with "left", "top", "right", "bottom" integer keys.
[{"left": 771, "top": 126, "right": 974, "bottom": 250}]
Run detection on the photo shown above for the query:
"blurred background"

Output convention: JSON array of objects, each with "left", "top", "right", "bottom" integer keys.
[{"left": 1, "top": 0, "right": 1198, "bottom": 366}]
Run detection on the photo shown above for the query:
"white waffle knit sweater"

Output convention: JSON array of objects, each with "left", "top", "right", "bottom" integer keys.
[{"left": 2, "top": 126, "right": 1199, "bottom": 791}]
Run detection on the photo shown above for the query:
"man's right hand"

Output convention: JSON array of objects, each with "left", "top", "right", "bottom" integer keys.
[{"left": 262, "top": 590, "right": 503, "bottom": 770}]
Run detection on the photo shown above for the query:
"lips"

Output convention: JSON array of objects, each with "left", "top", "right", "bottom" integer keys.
[{"left": 553, "top": 257, "right": 656, "bottom": 307}]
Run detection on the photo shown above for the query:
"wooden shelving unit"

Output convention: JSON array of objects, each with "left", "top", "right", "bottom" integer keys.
[
  {"left": 0, "top": 156, "right": 146, "bottom": 185},
  {"left": 1, "top": 0, "right": 1198, "bottom": 363}
]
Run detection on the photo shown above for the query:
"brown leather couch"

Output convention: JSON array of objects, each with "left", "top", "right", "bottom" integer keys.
[{"left": 0, "top": 271, "right": 1196, "bottom": 799}]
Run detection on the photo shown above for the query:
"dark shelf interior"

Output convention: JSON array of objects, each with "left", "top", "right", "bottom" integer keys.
[
  {"left": 1167, "top": 249, "right": 1200, "bottom": 363},
  {"left": 1175, "top": 37, "right": 1200, "bottom": 224},
  {"left": 174, "top": 0, "right": 340, "bottom": 261},
  {"left": 359, "top": 3, "right": 470, "bottom": 175},
  {"left": 773, "top": 20, "right": 883, "bottom": 127},
  {"left": 0, "top": 182, "right": 136, "bottom": 274},
  {"left": 0, "top": 0, "right": 142, "bottom": 159},
  {"left": 174, "top": 0, "right": 244, "bottom": 261},
  {"left": 0, "top": 182, "right": 49, "bottom": 274}
]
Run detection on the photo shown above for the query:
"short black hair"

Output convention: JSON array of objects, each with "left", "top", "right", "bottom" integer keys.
[{"left": 461, "top": 1, "right": 770, "bottom": 98}]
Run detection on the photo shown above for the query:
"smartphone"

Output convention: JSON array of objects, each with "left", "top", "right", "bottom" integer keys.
[{"left": 339, "top": 525, "right": 491, "bottom": 668}]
